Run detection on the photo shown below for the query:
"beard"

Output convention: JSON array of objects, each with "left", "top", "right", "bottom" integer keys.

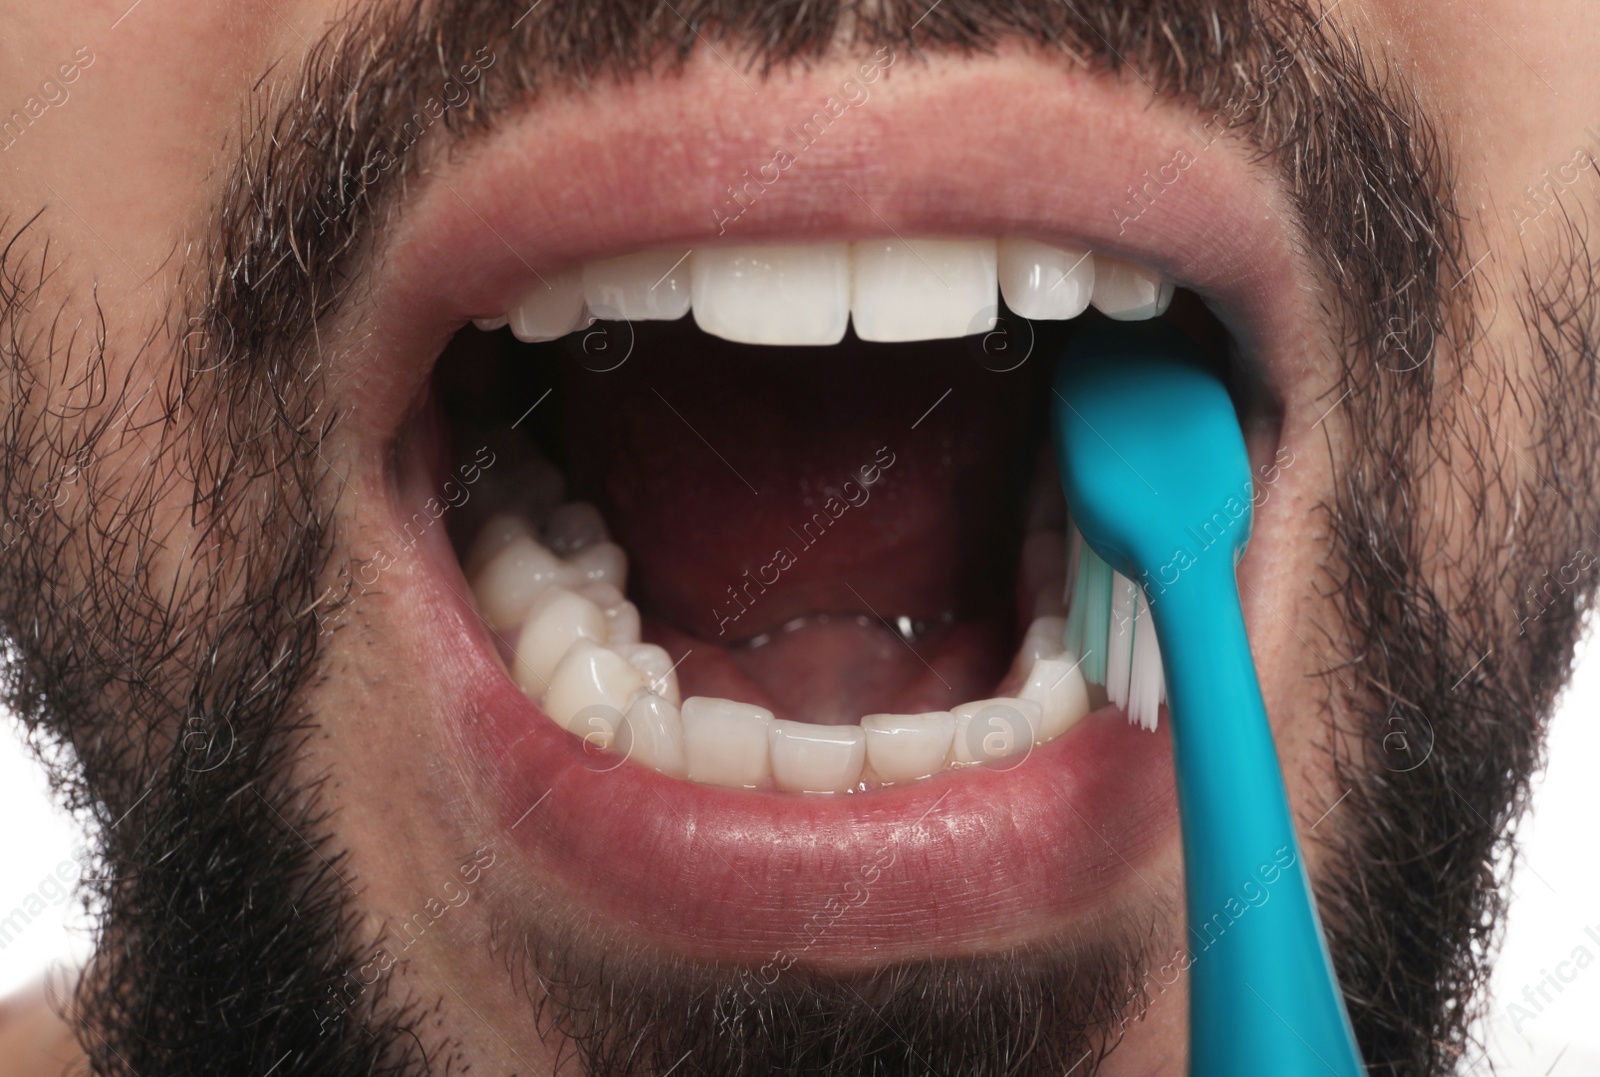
[
  {"left": 2, "top": 1, "right": 1598, "bottom": 1075},
  {"left": 1314, "top": 244, "right": 1600, "bottom": 1072},
  {"left": 0, "top": 231, "right": 419, "bottom": 1072}
]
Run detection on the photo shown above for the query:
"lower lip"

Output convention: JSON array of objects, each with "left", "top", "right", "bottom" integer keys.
[
  {"left": 428, "top": 574, "right": 1177, "bottom": 965},
  {"left": 394, "top": 365, "right": 1178, "bottom": 961}
]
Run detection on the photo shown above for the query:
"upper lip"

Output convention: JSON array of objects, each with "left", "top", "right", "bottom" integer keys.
[
  {"left": 338, "top": 49, "right": 1318, "bottom": 961},
  {"left": 348, "top": 48, "right": 1315, "bottom": 449}
]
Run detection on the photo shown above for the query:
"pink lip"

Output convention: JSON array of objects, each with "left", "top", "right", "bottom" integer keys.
[
  {"left": 351, "top": 48, "right": 1315, "bottom": 962},
  {"left": 423, "top": 551, "right": 1175, "bottom": 964},
  {"left": 351, "top": 50, "right": 1312, "bottom": 442}
]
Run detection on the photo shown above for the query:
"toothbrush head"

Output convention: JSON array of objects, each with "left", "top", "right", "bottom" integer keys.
[{"left": 1051, "top": 320, "right": 1253, "bottom": 584}]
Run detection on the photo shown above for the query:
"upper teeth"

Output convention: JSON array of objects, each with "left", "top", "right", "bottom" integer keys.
[
  {"left": 464, "top": 458, "right": 1095, "bottom": 793},
  {"left": 483, "top": 241, "right": 1173, "bottom": 345}
]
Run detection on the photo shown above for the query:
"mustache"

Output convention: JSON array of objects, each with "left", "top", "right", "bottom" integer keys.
[{"left": 200, "top": 0, "right": 1458, "bottom": 387}]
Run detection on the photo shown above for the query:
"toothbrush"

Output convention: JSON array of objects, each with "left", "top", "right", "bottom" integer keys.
[{"left": 1050, "top": 320, "right": 1365, "bottom": 1077}]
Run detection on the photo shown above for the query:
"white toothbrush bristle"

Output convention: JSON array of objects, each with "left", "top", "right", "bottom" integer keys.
[
  {"left": 1128, "top": 588, "right": 1163, "bottom": 731},
  {"left": 1061, "top": 524, "right": 1167, "bottom": 731},
  {"left": 1106, "top": 571, "right": 1137, "bottom": 710}
]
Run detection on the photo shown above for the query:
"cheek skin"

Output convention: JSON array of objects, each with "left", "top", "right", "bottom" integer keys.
[
  {"left": 0, "top": 5, "right": 319, "bottom": 295},
  {"left": 1239, "top": 394, "right": 1353, "bottom": 876},
  {"left": 1334, "top": 4, "right": 1596, "bottom": 657},
  {"left": 0, "top": 1, "right": 356, "bottom": 671},
  {"left": 1345, "top": 0, "right": 1600, "bottom": 263}
]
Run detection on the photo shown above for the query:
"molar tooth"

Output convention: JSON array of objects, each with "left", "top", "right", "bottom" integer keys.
[
  {"left": 860, "top": 712, "right": 955, "bottom": 784},
  {"left": 1089, "top": 258, "right": 1175, "bottom": 320},
  {"left": 769, "top": 720, "right": 866, "bottom": 794},
  {"left": 543, "top": 640, "right": 645, "bottom": 739},
  {"left": 544, "top": 502, "right": 609, "bottom": 554},
  {"left": 577, "top": 581, "right": 625, "bottom": 609},
  {"left": 464, "top": 513, "right": 535, "bottom": 581},
  {"left": 567, "top": 542, "right": 628, "bottom": 589},
  {"left": 619, "top": 693, "right": 688, "bottom": 778},
  {"left": 1003, "top": 616, "right": 1069, "bottom": 692},
  {"left": 512, "top": 586, "right": 608, "bottom": 694},
  {"left": 949, "top": 697, "right": 1043, "bottom": 765},
  {"left": 998, "top": 240, "right": 1094, "bottom": 320},
  {"left": 578, "top": 583, "right": 642, "bottom": 646},
  {"left": 509, "top": 268, "right": 591, "bottom": 342},
  {"left": 1020, "top": 616, "right": 1069, "bottom": 664},
  {"left": 691, "top": 244, "right": 850, "bottom": 346},
  {"left": 680, "top": 696, "right": 773, "bottom": 788},
  {"left": 614, "top": 643, "right": 681, "bottom": 705},
  {"left": 1017, "top": 655, "right": 1091, "bottom": 740},
  {"left": 471, "top": 445, "right": 566, "bottom": 528},
  {"left": 523, "top": 455, "right": 569, "bottom": 526},
  {"left": 606, "top": 601, "right": 642, "bottom": 646},
  {"left": 582, "top": 249, "right": 692, "bottom": 321},
  {"left": 472, "top": 534, "right": 581, "bottom": 631},
  {"left": 851, "top": 238, "right": 998, "bottom": 343}
]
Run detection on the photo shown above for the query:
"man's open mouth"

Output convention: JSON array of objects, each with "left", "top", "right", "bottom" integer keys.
[
  {"left": 425, "top": 240, "right": 1234, "bottom": 796},
  {"left": 341, "top": 53, "right": 1309, "bottom": 960}
]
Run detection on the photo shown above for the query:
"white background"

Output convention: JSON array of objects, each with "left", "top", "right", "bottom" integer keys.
[{"left": 3, "top": 626, "right": 1599, "bottom": 1073}]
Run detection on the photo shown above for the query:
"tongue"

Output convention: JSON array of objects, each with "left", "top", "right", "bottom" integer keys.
[
  {"left": 544, "top": 320, "right": 1053, "bottom": 722},
  {"left": 642, "top": 612, "right": 1014, "bottom": 726}
]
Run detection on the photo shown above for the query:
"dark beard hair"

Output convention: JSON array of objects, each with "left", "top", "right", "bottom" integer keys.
[
  {"left": 497, "top": 928, "right": 1154, "bottom": 1077},
  {"left": 0, "top": 1, "right": 1596, "bottom": 1075},
  {"left": 1316, "top": 232, "right": 1600, "bottom": 1071},
  {"left": 0, "top": 213, "right": 437, "bottom": 1071}
]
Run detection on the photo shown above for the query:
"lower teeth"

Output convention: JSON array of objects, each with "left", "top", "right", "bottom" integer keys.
[{"left": 462, "top": 446, "right": 1095, "bottom": 793}]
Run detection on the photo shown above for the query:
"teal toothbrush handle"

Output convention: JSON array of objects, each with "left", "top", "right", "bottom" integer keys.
[{"left": 1154, "top": 562, "right": 1363, "bottom": 1077}]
